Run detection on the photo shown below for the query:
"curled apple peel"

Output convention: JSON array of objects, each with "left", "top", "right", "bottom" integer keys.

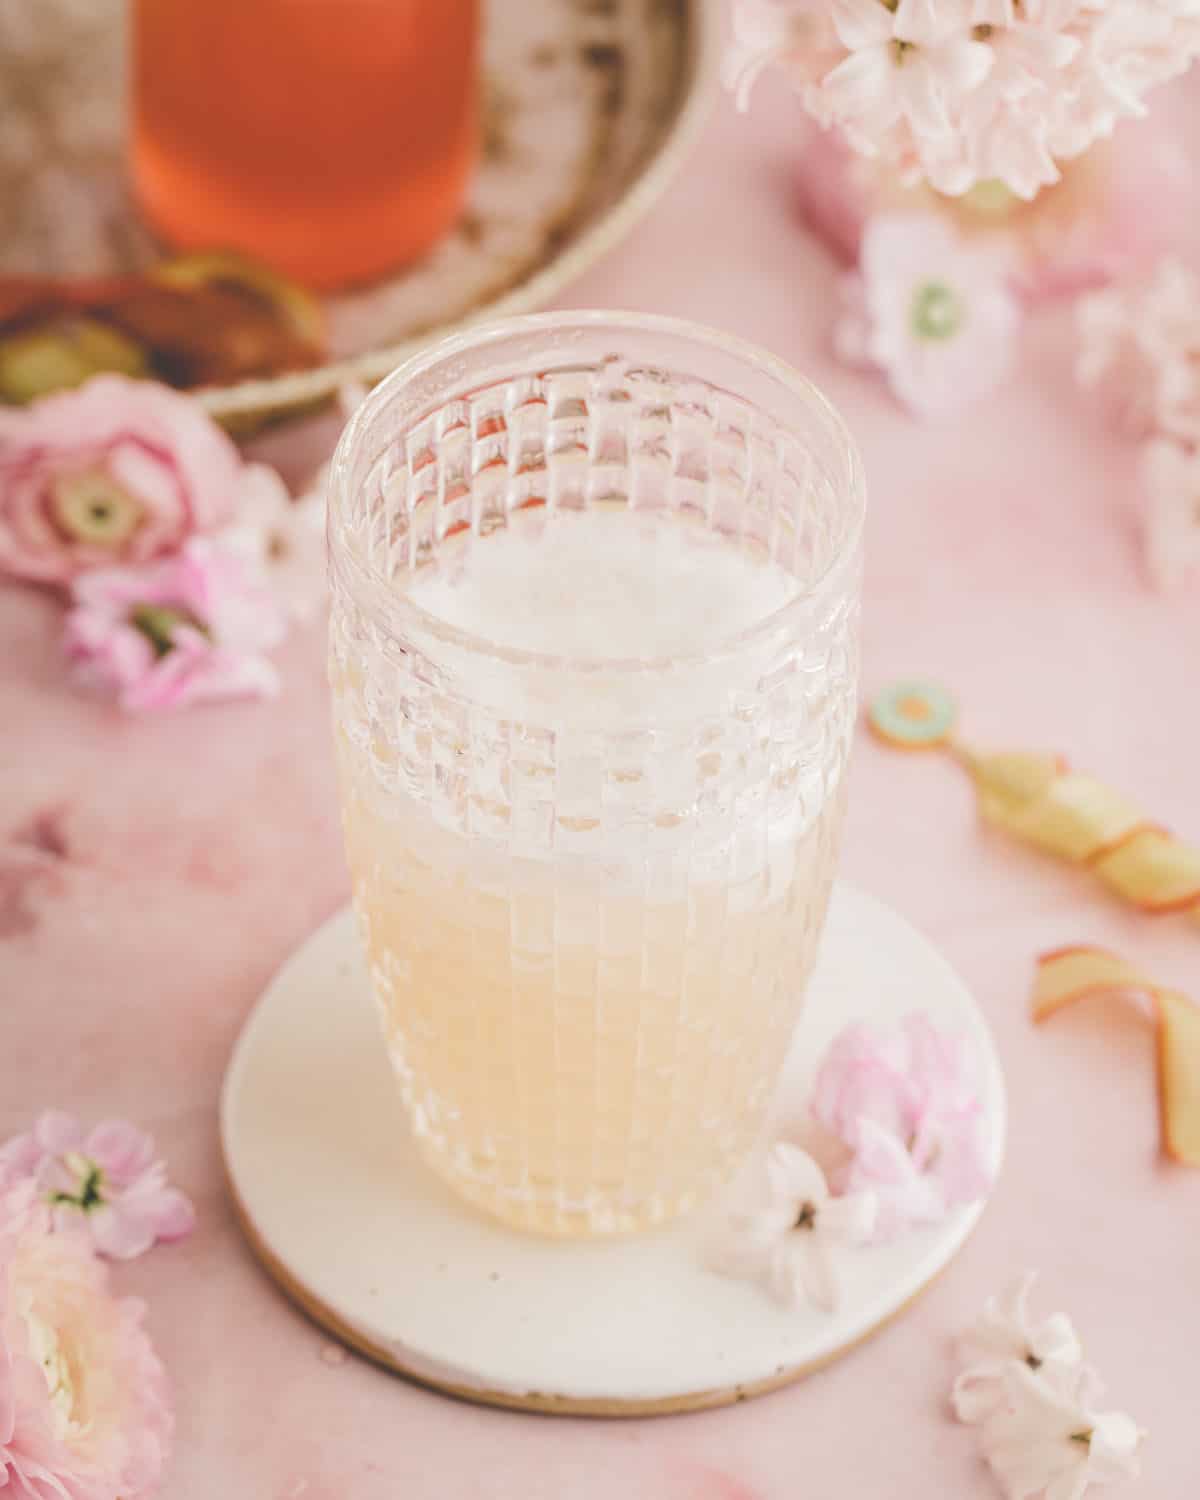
[{"left": 1033, "top": 947, "right": 1200, "bottom": 1168}]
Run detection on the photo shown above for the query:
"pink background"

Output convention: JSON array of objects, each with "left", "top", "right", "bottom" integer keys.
[{"left": 3, "top": 75, "right": 1200, "bottom": 1500}]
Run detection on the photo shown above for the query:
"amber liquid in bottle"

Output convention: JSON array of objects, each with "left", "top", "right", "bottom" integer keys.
[{"left": 132, "top": 0, "right": 478, "bottom": 290}]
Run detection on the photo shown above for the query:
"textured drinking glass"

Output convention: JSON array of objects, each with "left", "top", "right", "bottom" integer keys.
[{"left": 328, "top": 313, "right": 865, "bottom": 1236}]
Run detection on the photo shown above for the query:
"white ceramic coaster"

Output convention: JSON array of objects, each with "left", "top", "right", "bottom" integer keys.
[{"left": 221, "top": 883, "right": 1005, "bottom": 1415}]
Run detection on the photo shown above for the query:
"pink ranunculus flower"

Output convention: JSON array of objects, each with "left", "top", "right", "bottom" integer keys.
[
  {"left": 64, "top": 538, "right": 287, "bottom": 712},
  {"left": 812, "top": 1012, "right": 993, "bottom": 1241},
  {"left": 0, "top": 375, "right": 244, "bottom": 586},
  {"left": 0, "top": 1182, "right": 173, "bottom": 1499},
  {"left": 1, "top": 1113, "right": 195, "bottom": 1262}
]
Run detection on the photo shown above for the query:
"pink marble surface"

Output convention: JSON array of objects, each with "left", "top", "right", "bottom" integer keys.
[{"left": 4, "top": 77, "right": 1200, "bottom": 1500}]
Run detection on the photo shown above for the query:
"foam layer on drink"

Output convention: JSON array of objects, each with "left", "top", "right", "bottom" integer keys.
[
  {"left": 409, "top": 507, "right": 799, "bottom": 663},
  {"left": 332, "top": 507, "right": 840, "bottom": 898}
]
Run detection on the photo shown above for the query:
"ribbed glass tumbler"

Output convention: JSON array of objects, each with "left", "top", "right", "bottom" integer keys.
[{"left": 327, "top": 313, "right": 865, "bottom": 1236}]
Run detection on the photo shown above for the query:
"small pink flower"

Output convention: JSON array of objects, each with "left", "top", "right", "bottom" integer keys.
[
  {"left": 977, "top": 1361, "right": 1141, "bottom": 1500},
  {"left": 714, "top": 1143, "right": 877, "bottom": 1311},
  {"left": 64, "top": 538, "right": 286, "bottom": 712},
  {"left": 0, "top": 1182, "right": 173, "bottom": 1499},
  {"left": 952, "top": 1272, "right": 1084, "bottom": 1427},
  {"left": 1, "top": 1113, "right": 194, "bottom": 1261},
  {"left": 835, "top": 213, "right": 1020, "bottom": 417},
  {"left": 0, "top": 375, "right": 243, "bottom": 586},
  {"left": 812, "top": 1012, "right": 992, "bottom": 1240}
]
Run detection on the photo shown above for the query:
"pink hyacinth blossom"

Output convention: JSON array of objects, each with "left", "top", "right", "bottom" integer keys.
[
  {"left": 714, "top": 1143, "right": 877, "bottom": 1311},
  {"left": 812, "top": 1011, "right": 993, "bottom": 1240},
  {"left": 978, "top": 1361, "right": 1142, "bottom": 1500},
  {"left": 953, "top": 1272, "right": 1084, "bottom": 1427},
  {"left": 728, "top": 0, "right": 1200, "bottom": 200}
]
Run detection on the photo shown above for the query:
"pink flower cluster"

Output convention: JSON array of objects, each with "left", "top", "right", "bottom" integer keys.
[
  {"left": 715, "top": 1012, "right": 993, "bottom": 1312},
  {"left": 727, "top": 0, "right": 1200, "bottom": 201},
  {"left": 0, "top": 1113, "right": 193, "bottom": 1499},
  {"left": 1077, "top": 259, "right": 1200, "bottom": 589},
  {"left": 811, "top": 1011, "right": 993, "bottom": 1241},
  {"left": 0, "top": 375, "right": 337, "bottom": 712}
]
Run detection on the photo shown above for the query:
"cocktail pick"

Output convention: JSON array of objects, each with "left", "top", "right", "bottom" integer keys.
[
  {"left": 866, "top": 681, "right": 1200, "bottom": 922},
  {"left": 1033, "top": 947, "right": 1200, "bottom": 1167}
]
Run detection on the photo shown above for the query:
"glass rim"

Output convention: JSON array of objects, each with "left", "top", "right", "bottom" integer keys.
[{"left": 328, "top": 310, "right": 866, "bottom": 675}]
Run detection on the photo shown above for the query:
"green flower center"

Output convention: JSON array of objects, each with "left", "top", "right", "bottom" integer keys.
[
  {"left": 131, "top": 604, "right": 205, "bottom": 659},
  {"left": 911, "top": 281, "right": 966, "bottom": 342},
  {"left": 49, "top": 1152, "right": 106, "bottom": 1211}
]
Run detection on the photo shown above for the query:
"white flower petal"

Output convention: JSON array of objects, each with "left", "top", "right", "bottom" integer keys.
[
  {"left": 899, "top": 56, "right": 953, "bottom": 137},
  {"left": 972, "top": 0, "right": 1014, "bottom": 23},
  {"left": 984, "top": 1436, "right": 1074, "bottom": 1500},
  {"left": 935, "top": 37, "right": 995, "bottom": 93},
  {"left": 819, "top": 1189, "right": 878, "bottom": 1244},
  {"left": 829, "top": 0, "right": 895, "bottom": 50},
  {"left": 766, "top": 1142, "right": 829, "bottom": 1207},
  {"left": 797, "top": 1237, "right": 839, "bottom": 1312},
  {"left": 952, "top": 1360, "right": 1013, "bottom": 1424},
  {"left": 766, "top": 1240, "right": 809, "bottom": 1307},
  {"left": 1087, "top": 1411, "right": 1143, "bottom": 1481},
  {"left": 1030, "top": 1312, "right": 1083, "bottom": 1368},
  {"left": 894, "top": 0, "right": 949, "bottom": 45},
  {"left": 820, "top": 49, "right": 903, "bottom": 132},
  {"left": 1043, "top": 1472, "right": 1088, "bottom": 1500}
]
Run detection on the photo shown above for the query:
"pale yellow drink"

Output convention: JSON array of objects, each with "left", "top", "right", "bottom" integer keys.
[{"left": 333, "top": 507, "right": 845, "bottom": 1235}]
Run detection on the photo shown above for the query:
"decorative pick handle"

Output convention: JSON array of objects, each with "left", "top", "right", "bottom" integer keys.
[
  {"left": 867, "top": 681, "right": 1200, "bottom": 922},
  {"left": 1033, "top": 948, "right": 1200, "bottom": 1168}
]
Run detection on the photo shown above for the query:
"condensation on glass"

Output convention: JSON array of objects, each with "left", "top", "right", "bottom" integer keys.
[{"left": 327, "top": 313, "right": 865, "bottom": 1236}]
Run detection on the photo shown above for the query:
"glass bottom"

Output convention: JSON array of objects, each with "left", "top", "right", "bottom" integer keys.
[{"left": 411, "top": 1133, "right": 717, "bottom": 1237}]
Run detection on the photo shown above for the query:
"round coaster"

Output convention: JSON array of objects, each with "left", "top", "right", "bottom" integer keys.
[{"left": 221, "top": 883, "right": 1005, "bottom": 1416}]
